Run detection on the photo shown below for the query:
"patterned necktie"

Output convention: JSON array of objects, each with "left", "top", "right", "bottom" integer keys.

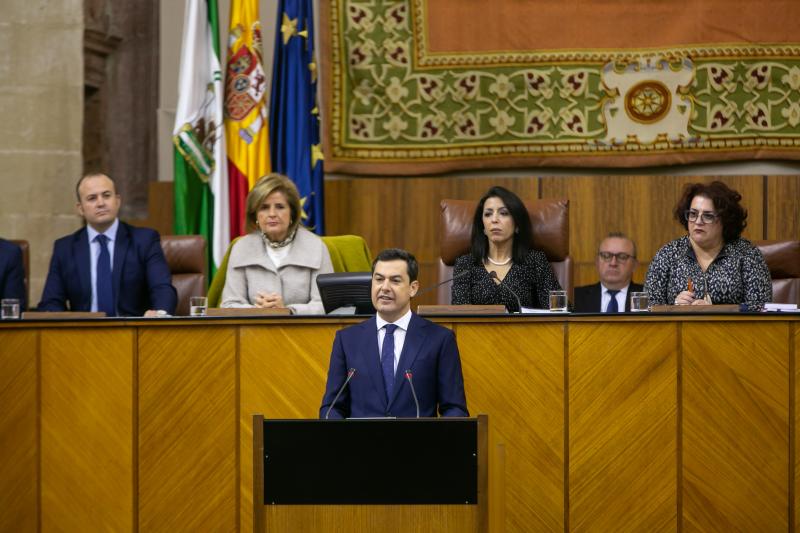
[
  {"left": 95, "top": 234, "right": 115, "bottom": 316},
  {"left": 381, "top": 324, "right": 398, "bottom": 402},
  {"left": 606, "top": 290, "right": 620, "bottom": 313}
]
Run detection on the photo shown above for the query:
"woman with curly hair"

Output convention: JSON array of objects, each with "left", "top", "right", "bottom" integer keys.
[{"left": 645, "top": 181, "right": 772, "bottom": 309}]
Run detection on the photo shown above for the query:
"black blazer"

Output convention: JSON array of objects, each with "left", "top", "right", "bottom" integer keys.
[{"left": 573, "top": 282, "right": 644, "bottom": 313}]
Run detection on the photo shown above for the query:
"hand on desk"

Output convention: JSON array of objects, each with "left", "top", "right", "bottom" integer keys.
[{"left": 255, "top": 292, "right": 285, "bottom": 309}]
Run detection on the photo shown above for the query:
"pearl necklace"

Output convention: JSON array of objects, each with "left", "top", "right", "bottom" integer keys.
[{"left": 486, "top": 256, "right": 511, "bottom": 266}]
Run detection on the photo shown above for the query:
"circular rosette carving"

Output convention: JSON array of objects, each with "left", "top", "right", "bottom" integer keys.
[{"left": 624, "top": 81, "right": 672, "bottom": 124}]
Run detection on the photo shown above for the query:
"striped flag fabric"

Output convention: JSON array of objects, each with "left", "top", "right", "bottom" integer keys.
[
  {"left": 173, "top": 0, "right": 229, "bottom": 277},
  {"left": 269, "top": 0, "right": 324, "bottom": 234},
  {"left": 224, "top": 0, "right": 271, "bottom": 239}
]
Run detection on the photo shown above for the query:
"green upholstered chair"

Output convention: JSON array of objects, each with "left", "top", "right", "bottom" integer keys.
[{"left": 206, "top": 234, "right": 372, "bottom": 308}]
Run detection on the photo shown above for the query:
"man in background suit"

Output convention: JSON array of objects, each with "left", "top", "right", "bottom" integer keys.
[
  {"left": 320, "top": 248, "right": 468, "bottom": 419},
  {"left": 38, "top": 173, "right": 176, "bottom": 316},
  {"left": 574, "top": 233, "right": 643, "bottom": 313},
  {"left": 0, "top": 238, "right": 26, "bottom": 309}
]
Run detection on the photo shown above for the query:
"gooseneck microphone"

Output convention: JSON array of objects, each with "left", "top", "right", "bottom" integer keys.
[
  {"left": 324, "top": 368, "right": 357, "bottom": 419},
  {"left": 414, "top": 269, "right": 471, "bottom": 298},
  {"left": 404, "top": 370, "right": 420, "bottom": 418},
  {"left": 488, "top": 270, "right": 523, "bottom": 313}
]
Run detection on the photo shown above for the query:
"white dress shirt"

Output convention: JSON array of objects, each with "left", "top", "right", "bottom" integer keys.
[
  {"left": 86, "top": 219, "right": 119, "bottom": 312},
  {"left": 375, "top": 309, "right": 412, "bottom": 373},
  {"left": 600, "top": 283, "right": 629, "bottom": 313}
]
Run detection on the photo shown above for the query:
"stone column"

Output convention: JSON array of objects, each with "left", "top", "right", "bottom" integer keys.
[{"left": 0, "top": 1, "right": 84, "bottom": 305}]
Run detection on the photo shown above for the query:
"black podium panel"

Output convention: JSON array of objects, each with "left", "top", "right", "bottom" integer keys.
[{"left": 262, "top": 418, "right": 478, "bottom": 505}]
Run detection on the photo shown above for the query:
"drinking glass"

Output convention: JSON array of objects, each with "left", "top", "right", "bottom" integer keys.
[
  {"left": 630, "top": 291, "right": 650, "bottom": 312},
  {"left": 1, "top": 298, "right": 20, "bottom": 319},
  {"left": 189, "top": 296, "right": 207, "bottom": 316},
  {"left": 549, "top": 290, "right": 568, "bottom": 312}
]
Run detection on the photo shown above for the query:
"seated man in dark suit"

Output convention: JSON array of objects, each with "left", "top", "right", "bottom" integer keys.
[
  {"left": 0, "top": 238, "right": 26, "bottom": 309},
  {"left": 320, "top": 248, "right": 469, "bottom": 419},
  {"left": 38, "top": 173, "right": 176, "bottom": 317},
  {"left": 574, "top": 233, "right": 643, "bottom": 313}
]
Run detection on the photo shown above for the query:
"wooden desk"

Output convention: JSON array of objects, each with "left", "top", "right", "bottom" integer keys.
[{"left": 1, "top": 314, "right": 798, "bottom": 532}]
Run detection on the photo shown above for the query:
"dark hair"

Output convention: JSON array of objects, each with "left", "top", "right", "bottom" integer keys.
[
  {"left": 76, "top": 172, "right": 116, "bottom": 201},
  {"left": 601, "top": 232, "right": 637, "bottom": 259},
  {"left": 470, "top": 186, "right": 533, "bottom": 265},
  {"left": 371, "top": 248, "right": 419, "bottom": 282},
  {"left": 673, "top": 181, "right": 748, "bottom": 242}
]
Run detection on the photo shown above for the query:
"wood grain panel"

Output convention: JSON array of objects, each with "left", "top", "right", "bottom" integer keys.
[
  {"left": 240, "top": 325, "right": 339, "bottom": 533},
  {"left": 40, "top": 328, "right": 133, "bottom": 533},
  {"left": 682, "top": 322, "right": 789, "bottom": 532},
  {"left": 455, "top": 322, "right": 564, "bottom": 532},
  {"left": 569, "top": 322, "right": 677, "bottom": 532},
  {"left": 795, "top": 322, "right": 800, "bottom": 533},
  {"left": 138, "top": 326, "right": 237, "bottom": 532},
  {"left": 767, "top": 175, "right": 800, "bottom": 240},
  {"left": 263, "top": 505, "right": 478, "bottom": 532},
  {"left": 539, "top": 175, "right": 764, "bottom": 266},
  {"left": 0, "top": 330, "right": 38, "bottom": 533}
]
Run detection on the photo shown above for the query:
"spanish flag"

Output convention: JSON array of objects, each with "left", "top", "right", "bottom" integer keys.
[{"left": 224, "top": 0, "right": 271, "bottom": 239}]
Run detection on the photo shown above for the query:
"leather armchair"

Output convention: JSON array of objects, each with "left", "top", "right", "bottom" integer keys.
[
  {"left": 160, "top": 235, "right": 207, "bottom": 315},
  {"left": 755, "top": 240, "right": 800, "bottom": 305},
  {"left": 438, "top": 199, "right": 571, "bottom": 304}
]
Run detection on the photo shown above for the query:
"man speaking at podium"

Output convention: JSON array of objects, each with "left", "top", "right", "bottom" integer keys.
[{"left": 320, "top": 248, "right": 469, "bottom": 419}]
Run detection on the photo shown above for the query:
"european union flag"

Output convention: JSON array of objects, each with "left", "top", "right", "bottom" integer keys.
[{"left": 269, "top": 0, "right": 324, "bottom": 234}]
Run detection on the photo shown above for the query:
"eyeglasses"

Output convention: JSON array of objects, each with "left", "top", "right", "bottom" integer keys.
[
  {"left": 685, "top": 209, "right": 719, "bottom": 224},
  {"left": 598, "top": 252, "right": 634, "bottom": 262}
]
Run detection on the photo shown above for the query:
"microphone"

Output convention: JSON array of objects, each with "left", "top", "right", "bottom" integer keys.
[
  {"left": 488, "top": 271, "right": 523, "bottom": 313},
  {"left": 404, "top": 370, "right": 420, "bottom": 418},
  {"left": 414, "top": 269, "right": 470, "bottom": 298},
  {"left": 324, "top": 368, "right": 357, "bottom": 419}
]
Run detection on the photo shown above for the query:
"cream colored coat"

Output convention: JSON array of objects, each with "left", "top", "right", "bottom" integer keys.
[{"left": 220, "top": 227, "right": 334, "bottom": 314}]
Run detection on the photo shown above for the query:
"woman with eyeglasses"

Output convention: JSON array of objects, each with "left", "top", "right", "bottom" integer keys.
[
  {"left": 451, "top": 186, "right": 562, "bottom": 311},
  {"left": 644, "top": 181, "right": 772, "bottom": 309}
]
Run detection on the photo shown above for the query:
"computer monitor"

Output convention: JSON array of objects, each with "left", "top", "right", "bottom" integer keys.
[{"left": 316, "top": 272, "right": 376, "bottom": 315}]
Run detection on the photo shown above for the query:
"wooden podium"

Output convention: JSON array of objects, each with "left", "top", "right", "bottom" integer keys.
[{"left": 253, "top": 415, "right": 488, "bottom": 532}]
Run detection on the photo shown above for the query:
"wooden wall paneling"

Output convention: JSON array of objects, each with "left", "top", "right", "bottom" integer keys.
[
  {"left": 40, "top": 328, "right": 134, "bottom": 532},
  {"left": 795, "top": 322, "right": 800, "bottom": 532},
  {"left": 540, "top": 175, "right": 764, "bottom": 288},
  {"left": 239, "top": 324, "right": 339, "bottom": 533},
  {"left": 263, "top": 505, "right": 479, "bottom": 533},
  {"left": 568, "top": 322, "right": 677, "bottom": 532},
  {"left": 455, "top": 322, "right": 564, "bottom": 532},
  {"left": 138, "top": 326, "right": 237, "bottom": 532},
  {"left": 682, "top": 321, "right": 789, "bottom": 531},
  {"left": 0, "top": 330, "right": 38, "bottom": 532},
  {"left": 767, "top": 175, "right": 800, "bottom": 240}
]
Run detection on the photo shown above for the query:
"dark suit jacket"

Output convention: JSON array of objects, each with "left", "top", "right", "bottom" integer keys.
[
  {"left": 573, "top": 282, "right": 644, "bottom": 313},
  {"left": 0, "top": 238, "right": 26, "bottom": 309},
  {"left": 38, "top": 222, "right": 177, "bottom": 316},
  {"left": 320, "top": 313, "right": 469, "bottom": 419}
]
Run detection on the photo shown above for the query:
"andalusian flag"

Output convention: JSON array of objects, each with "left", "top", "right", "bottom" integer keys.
[
  {"left": 270, "top": 0, "right": 324, "bottom": 234},
  {"left": 173, "top": 0, "right": 228, "bottom": 277},
  {"left": 224, "top": 0, "right": 271, "bottom": 238}
]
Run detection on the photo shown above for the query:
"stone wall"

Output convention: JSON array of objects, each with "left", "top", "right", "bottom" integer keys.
[{"left": 0, "top": 0, "right": 84, "bottom": 306}]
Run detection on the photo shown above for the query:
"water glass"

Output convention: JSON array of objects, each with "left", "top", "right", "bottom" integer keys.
[
  {"left": 189, "top": 296, "right": 207, "bottom": 316},
  {"left": 549, "top": 290, "right": 568, "bottom": 312},
  {"left": 630, "top": 291, "right": 650, "bottom": 312},
  {"left": 1, "top": 298, "right": 20, "bottom": 319}
]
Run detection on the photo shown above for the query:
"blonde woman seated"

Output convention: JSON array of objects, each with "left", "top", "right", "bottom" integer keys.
[{"left": 221, "top": 174, "right": 333, "bottom": 314}]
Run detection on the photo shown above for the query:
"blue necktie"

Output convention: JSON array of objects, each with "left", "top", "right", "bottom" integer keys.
[
  {"left": 95, "top": 234, "right": 115, "bottom": 316},
  {"left": 381, "top": 324, "right": 398, "bottom": 402},
  {"left": 606, "top": 290, "right": 619, "bottom": 313}
]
